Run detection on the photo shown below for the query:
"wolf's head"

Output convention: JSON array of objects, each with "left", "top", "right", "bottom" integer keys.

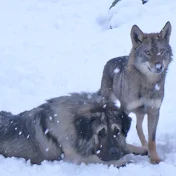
[
  {"left": 129, "top": 21, "right": 172, "bottom": 78},
  {"left": 74, "top": 103, "right": 131, "bottom": 161}
]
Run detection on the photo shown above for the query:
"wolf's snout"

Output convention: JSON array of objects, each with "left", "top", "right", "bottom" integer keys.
[
  {"left": 109, "top": 147, "right": 120, "bottom": 156},
  {"left": 155, "top": 62, "right": 163, "bottom": 72}
]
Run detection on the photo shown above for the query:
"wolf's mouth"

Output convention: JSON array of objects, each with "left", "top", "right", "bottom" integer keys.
[{"left": 148, "top": 67, "right": 163, "bottom": 74}]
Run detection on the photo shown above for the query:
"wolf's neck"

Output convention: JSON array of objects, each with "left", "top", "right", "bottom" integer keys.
[{"left": 126, "top": 64, "right": 166, "bottom": 86}]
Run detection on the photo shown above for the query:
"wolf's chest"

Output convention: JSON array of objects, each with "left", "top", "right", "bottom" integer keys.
[{"left": 126, "top": 97, "right": 162, "bottom": 112}]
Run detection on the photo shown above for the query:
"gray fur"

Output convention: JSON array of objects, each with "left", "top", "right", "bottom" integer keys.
[
  {"left": 0, "top": 92, "right": 144, "bottom": 167},
  {"left": 100, "top": 22, "right": 172, "bottom": 164}
]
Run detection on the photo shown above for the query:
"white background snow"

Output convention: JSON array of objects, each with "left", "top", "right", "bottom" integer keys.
[{"left": 0, "top": 0, "right": 176, "bottom": 175}]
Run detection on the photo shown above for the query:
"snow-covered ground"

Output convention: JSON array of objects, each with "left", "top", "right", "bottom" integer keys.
[{"left": 0, "top": 0, "right": 176, "bottom": 175}]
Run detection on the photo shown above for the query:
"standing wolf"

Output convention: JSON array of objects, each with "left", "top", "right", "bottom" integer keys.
[
  {"left": 100, "top": 22, "right": 172, "bottom": 164},
  {"left": 0, "top": 92, "right": 147, "bottom": 166}
]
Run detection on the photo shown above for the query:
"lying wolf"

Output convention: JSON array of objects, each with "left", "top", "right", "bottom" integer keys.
[
  {"left": 0, "top": 92, "right": 147, "bottom": 167},
  {"left": 100, "top": 21, "right": 172, "bottom": 164}
]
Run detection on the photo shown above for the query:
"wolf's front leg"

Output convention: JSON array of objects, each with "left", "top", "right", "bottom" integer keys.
[
  {"left": 126, "top": 143, "right": 148, "bottom": 155},
  {"left": 136, "top": 112, "right": 147, "bottom": 147},
  {"left": 147, "top": 108, "right": 162, "bottom": 164}
]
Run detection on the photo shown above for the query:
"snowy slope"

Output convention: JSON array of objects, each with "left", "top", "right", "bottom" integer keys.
[{"left": 0, "top": 0, "right": 176, "bottom": 175}]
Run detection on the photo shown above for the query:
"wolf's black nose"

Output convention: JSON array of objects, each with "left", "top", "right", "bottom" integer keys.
[
  {"left": 109, "top": 147, "right": 120, "bottom": 156},
  {"left": 155, "top": 62, "right": 162, "bottom": 72}
]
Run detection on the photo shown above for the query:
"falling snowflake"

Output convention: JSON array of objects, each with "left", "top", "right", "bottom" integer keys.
[
  {"left": 49, "top": 116, "right": 52, "bottom": 120},
  {"left": 114, "top": 68, "right": 120, "bottom": 73},
  {"left": 114, "top": 99, "right": 121, "bottom": 107},
  {"left": 45, "top": 129, "right": 49, "bottom": 134},
  {"left": 61, "top": 154, "right": 65, "bottom": 159},
  {"left": 155, "top": 84, "right": 160, "bottom": 91},
  {"left": 103, "top": 104, "right": 107, "bottom": 108},
  {"left": 96, "top": 150, "right": 101, "bottom": 154},
  {"left": 87, "top": 94, "right": 92, "bottom": 99}
]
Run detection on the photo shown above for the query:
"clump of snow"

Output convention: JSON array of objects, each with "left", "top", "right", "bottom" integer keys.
[
  {"left": 45, "top": 148, "right": 49, "bottom": 152},
  {"left": 114, "top": 68, "right": 120, "bottom": 74},
  {"left": 155, "top": 84, "right": 160, "bottom": 91},
  {"left": 103, "top": 104, "right": 107, "bottom": 108},
  {"left": 87, "top": 94, "right": 92, "bottom": 99},
  {"left": 44, "top": 129, "right": 49, "bottom": 135},
  {"left": 61, "top": 154, "right": 65, "bottom": 159},
  {"left": 114, "top": 99, "right": 121, "bottom": 107},
  {"left": 49, "top": 116, "right": 53, "bottom": 120},
  {"left": 96, "top": 150, "right": 101, "bottom": 154}
]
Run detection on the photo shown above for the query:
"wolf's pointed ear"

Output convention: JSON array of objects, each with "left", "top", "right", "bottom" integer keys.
[
  {"left": 131, "top": 25, "right": 144, "bottom": 47},
  {"left": 160, "top": 21, "right": 171, "bottom": 43}
]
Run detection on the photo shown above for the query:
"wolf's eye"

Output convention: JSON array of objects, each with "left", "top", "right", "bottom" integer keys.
[
  {"left": 98, "top": 128, "right": 106, "bottom": 138},
  {"left": 113, "top": 127, "right": 120, "bottom": 136},
  {"left": 145, "top": 51, "right": 151, "bottom": 56}
]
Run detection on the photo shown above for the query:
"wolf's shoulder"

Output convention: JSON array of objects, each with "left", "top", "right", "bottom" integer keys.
[
  {"left": 107, "top": 56, "right": 128, "bottom": 67},
  {"left": 103, "top": 56, "right": 128, "bottom": 76}
]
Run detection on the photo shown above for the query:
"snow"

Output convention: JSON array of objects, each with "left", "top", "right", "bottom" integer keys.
[
  {"left": 49, "top": 116, "right": 53, "bottom": 120},
  {"left": 113, "top": 68, "right": 120, "bottom": 73},
  {"left": 0, "top": 0, "right": 176, "bottom": 175},
  {"left": 157, "top": 52, "right": 161, "bottom": 55},
  {"left": 96, "top": 150, "right": 101, "bottom": 154},
  {"left": 114, "top": 99, "right": 121, "bottom": 107},
  {"left": 155, "top": 84, "right": 160, "bottom": 91},
  {"left": 103, "top": 104, "right": 107, "bottom": 108},
  {"left": 45, "top": 148, "right": 49, "bottom": 152},
  {"left": 44, "top": 129, "right": 49, "bottom": 135}
]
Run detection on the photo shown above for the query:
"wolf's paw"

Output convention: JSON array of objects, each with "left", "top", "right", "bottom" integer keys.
[
  {"left": 141, "top": 146, "right": 148, "bottom": 156},
  {"left": 150, "top": 157, "right": 163, "bottom": 164}
]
